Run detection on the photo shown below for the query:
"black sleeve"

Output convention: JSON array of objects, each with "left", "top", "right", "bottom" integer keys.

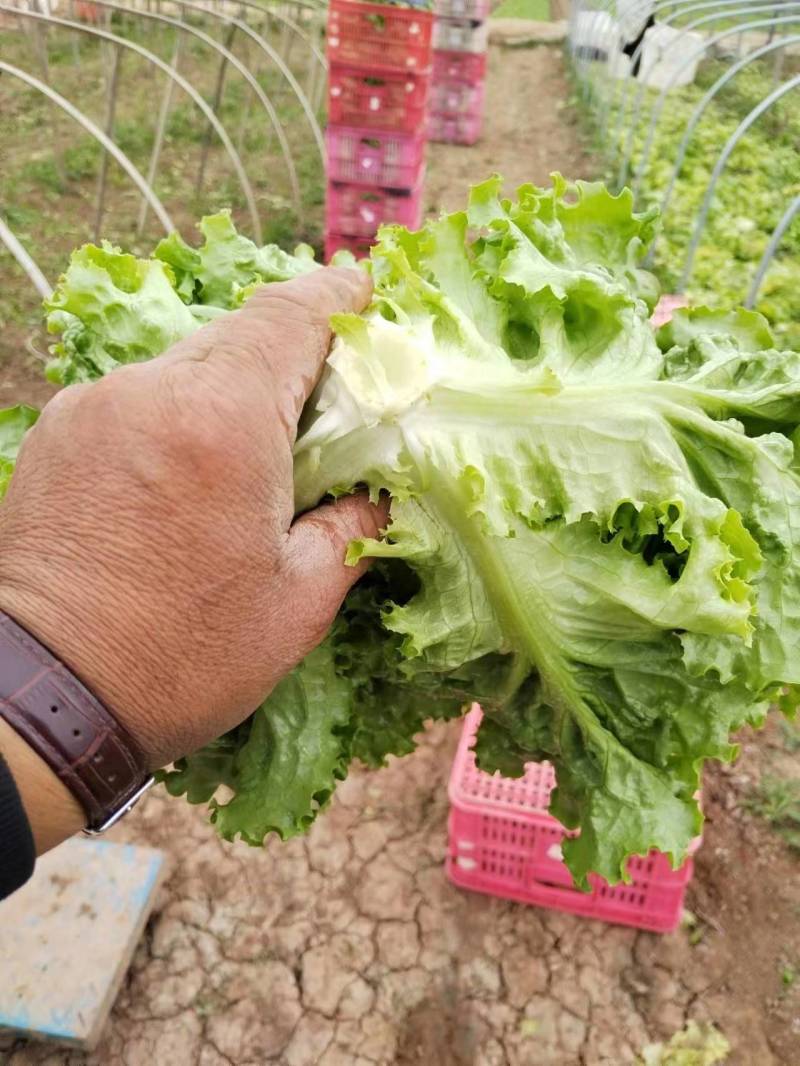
[{"left": 0, "top": 750, "right": 35, "bottom": 900}]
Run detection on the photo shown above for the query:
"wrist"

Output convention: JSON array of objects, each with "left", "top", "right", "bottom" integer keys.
[
  {"left": 0, "top": 717, "right": 85, "bottom": 853},
  {"left": 0, "top": 578, "right": 168, "bottom": 770}
]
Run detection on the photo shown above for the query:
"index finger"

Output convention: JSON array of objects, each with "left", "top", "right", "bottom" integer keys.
[{"left": 163, "top": 266, "right": 372, "bottom": 413}]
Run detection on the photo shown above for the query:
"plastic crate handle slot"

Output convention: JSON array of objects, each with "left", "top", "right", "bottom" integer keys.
[{"left": 529, "top": 877, "right": 583, "bottom": 897}]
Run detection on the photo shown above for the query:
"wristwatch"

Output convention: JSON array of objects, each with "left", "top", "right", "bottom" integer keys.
[{"left": 0, "top": 611, "right": 153, "bottom": 834}]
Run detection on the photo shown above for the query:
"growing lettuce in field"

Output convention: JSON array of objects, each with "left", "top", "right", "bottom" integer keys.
[
  {"left": 605, "top": 59, "right": 800, "bottom": 350},
  {"left": 4, "top": 177, "right": 800, "bottom": 887}
]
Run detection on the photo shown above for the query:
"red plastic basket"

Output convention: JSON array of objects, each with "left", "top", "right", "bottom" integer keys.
[
  {"left": 326, "top": 176, "right": 424, "bottom": 237},
  {"left": 434, "top": 0, "right": 491, "bottom": 18},
  {"left": 432, "top": 48, "right": 487, "bottom": 82},
  {"left": 432, "top": 16, "right": 489, "bottom": 53},
  {"left": 327, "top": 0, "right": 434, "bottom": 73},
  {"left": 328, "top": 64, "right": 430, "bottom": 133},
  {"left": 430, "top": 75, "right": 484, "bottom": 115},
  {"left": 325, "top": 232, "right": 374, "bottom": 261},
  {"left": 428, "top": 109, "right": 482, "bottom": 145},
  {"left": 446, "top": 706, "right": 699, "bottom": 933},
  {"left": 326, "top": 126, "right": 426, "bottom": 187}
]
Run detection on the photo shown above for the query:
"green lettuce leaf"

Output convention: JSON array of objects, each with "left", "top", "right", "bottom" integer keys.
[
  {"left": 44, "top": 243, "right": 201, "bottom": 384},
  {"left": 35, "top": 177, "right": 800, "bottom": 887},
  {"left": 154, "top": 209, "right": 319, "bottom": 309},
  {"left": 46, "top": 211, "right": 322, "bottom": 385},
  {"left": 0, "top": 405, "right": 39, "bottom": 497},
  {"left": 163, "top": 641, "right": 352, "bottom": 843}
]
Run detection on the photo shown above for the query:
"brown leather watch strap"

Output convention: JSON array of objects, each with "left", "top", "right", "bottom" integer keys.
[{"left": 0, "top": 611, "right": 150, "bottom": 831}]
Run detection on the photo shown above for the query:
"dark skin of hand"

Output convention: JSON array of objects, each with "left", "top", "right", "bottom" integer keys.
[{"left": 0, "top": 267, "right": 387, "bottom": 852}]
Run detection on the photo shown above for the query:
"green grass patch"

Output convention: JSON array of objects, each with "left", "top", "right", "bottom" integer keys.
[
  {"left": 744, "top": 775, "right": 800, "bottom": 853},
  {"left": 492, "top": 0, "right": 550, "bottom": 19}
]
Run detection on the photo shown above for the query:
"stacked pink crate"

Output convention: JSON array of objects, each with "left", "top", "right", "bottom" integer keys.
[
  {"left": 430, "top": 0, "right": 490, "bottom": 145},
  {"left": 325, "top": 0, "right": 434, "bottom": 261},
  {"left": 447, "top": 707, "right": 701, "bottom": 933}
]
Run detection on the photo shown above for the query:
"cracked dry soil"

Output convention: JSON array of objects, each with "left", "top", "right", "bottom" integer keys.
[
  {"left": 3, "top": 719, "right": 799, "bottom": 1066},
  {"left": 2, "top": 42, "right": 800, "bottom": 1066}
]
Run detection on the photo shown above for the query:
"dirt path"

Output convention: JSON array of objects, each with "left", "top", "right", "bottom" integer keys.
[
  {"left": 2, "top": 42, "right": 800, "bottom": 1066},
  {"left": 426, "top": 43, "right": 594, "bottom": 212}
]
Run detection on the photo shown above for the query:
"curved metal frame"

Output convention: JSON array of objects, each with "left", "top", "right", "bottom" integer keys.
[
  {"left": 229, "top": 0, "right": 327, "bottom": 82},
  {"left": 643, "top": 30, "right": 800, "bottom": 263},
  {"left": 3, "top": 4, "right": 263, "bottom": 240},
  {"left": 745, "top": 193, "right": 800, "bottom": 307},
  {"left": 233, "top": 0, "right": 328, "bottom": 116},
  {"left": 205, "top": 0, "right": 328, "bottom": 137},
  {"left": 680, "top": 74, "right": 800, "bottom": 289},
  {"left": 633, "top": 16, "right": 800, "bottom": 193},
  {"left": 175, "top": 0, "right": 325, "bottom": 162},
  {"left": 0, "top": 213, "right": 53, "bottom": 300},
  {"left": 606, "top": 0, "right": 781, "bottom": 140},
  {"left": 573, "top": 0, "right": 758, "bottom": 118},
  {"left": 78, "top": 0, "right": 302, "bottom": 215},
  {"left": 615, "top": 3, "right": 800, "bottom": 185},
  {"left": 0, "top": 59, "right": 173, "bottom": 234}
]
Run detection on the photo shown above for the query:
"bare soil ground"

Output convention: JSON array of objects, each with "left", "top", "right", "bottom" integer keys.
[
  {"left": 425, "top": 42, "right": 592, "bottom": 212},
  {"left": 2, "top": 42, "right": 800, "bottom": 1066}
]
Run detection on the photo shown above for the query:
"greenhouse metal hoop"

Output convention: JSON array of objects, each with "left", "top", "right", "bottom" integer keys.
[
  {"left": 78, "top": 0, "right": 302, "bottom": 218},
  {"left": 201, "top": 0, "right": 327, "bottom": 128},
  {"left": 174, "top": 0, "right": 325, "bottom": 162},
  {"left": 603, "top": 0, "right": 785, "bottom": 140},
  {"left": 679, "top": 73, "right": 800, "bottom": 289},
  {"left": 745, "top": 194, "right": 800, "bottom": 307},
  {"left": 0, "top": 59, "right": 174, "bottom": 234},
  {"left": 572, "top": 0, "right": 762, "bottom": 117},
  {"left": 2, "top": 5, "right": 262, "bottom": 240},
  {"left": 615, "top": 1, "right": 800, "bottom": 185},
  {"left": 642, "top": 29, "right": 800, "bottom": 262},
  {"left": 570, "top": 0, "right": 706, "bottom": 107},
  {"left": 0, "top": 213, "right": 53, "bottom": 300},
  {"left": 631, "top": 6, "right": 800, "bottom": 187},
  {"left": 206, "top": 0, "right": 327, "bottom": 108}
]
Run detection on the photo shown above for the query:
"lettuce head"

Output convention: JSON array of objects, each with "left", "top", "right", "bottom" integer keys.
[{"left": 5, "top": 180, "right": 800, "bottom": 888}]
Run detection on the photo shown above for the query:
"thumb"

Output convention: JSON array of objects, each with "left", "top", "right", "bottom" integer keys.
[{"left": 286, "top": 493, "right": 390, "bottom": 636}]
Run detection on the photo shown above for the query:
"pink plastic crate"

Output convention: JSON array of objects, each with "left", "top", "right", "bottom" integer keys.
[
  {"left": 428, "top": 109, "right": 482, "bottom": 145},
  {"left": 446, "top": 706, "right": 699, "bottom": 933},
  {"left": 433, "top": 47, "right": 487, "bottom": 82},
  {"left": 329, "top": 64, "right": 430, "bottom": 133},
  {"left": 325, "top": 232, "right": 374, "bottom": 261},
  {"left": 430, "top": 75, "right": 484, "bottom": 115},
  {"left": 432, "top": 16, "right": 489, "bottom": 53},
  {"left": 434, "top": 0, "right": 490, "bottom": 18},
  {"left": 327, "top": 0, "right": 434, "bottom": 73},
  {"left": 326, "top": 126, "right": 426, "bottom": 187},
  {"left": 326, "top": 177, "right": 424, "bottom": 237}
]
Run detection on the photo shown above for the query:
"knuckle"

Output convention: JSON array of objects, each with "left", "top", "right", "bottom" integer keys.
[{"left": 36, "top": 381, "right": 90, "bottom": 422}]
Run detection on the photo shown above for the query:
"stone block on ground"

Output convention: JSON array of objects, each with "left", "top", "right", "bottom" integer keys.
[
  {"left": 489, "top": 18, "right": 567, "bottom": 46},
  {"left": 0, "top": 837, "right": 165, "bottom": 1050}
]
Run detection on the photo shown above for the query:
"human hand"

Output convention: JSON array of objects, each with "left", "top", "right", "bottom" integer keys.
[{"left": 0, "top": 267, "right": 386, "bottom": 772}]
